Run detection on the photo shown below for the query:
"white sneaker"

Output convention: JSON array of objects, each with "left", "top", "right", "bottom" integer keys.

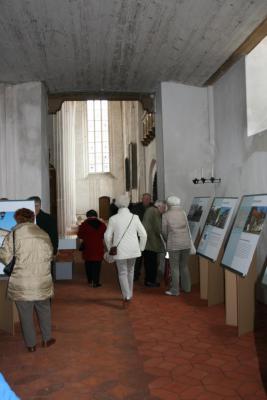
[{"left": 165, "top": 290, "right": 179, "bottom": 296}]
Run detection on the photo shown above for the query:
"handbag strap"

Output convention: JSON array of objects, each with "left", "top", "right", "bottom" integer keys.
[
  {"left": 183, "top": 211, "right": 193, "bottom": 243},
  {"left": 12, "top": 230, "right": 15, "bottom": 255},
  {"left": 116, "top": 215, "right": 134, "bottom": 248}
]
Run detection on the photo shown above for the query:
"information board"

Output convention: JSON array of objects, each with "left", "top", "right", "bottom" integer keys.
[
  {"left": 222, "top": 194, "right": 267, "bottom": 276},
  {"left": 197, "top": 197, "right": 238, "bottom": 262},
  {"left": 187, "top": 197, "right": 211, "bottom": 242},
  {"left": 0, "top": 200, "right": 35, "bottom": 275}
]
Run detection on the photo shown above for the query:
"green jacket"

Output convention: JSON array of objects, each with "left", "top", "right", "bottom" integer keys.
[{"left": 142, "top": 206, "right": 165, "bottom": 252}]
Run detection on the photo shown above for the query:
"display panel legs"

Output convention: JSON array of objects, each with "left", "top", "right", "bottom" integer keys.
[
  {"left": 225, "top": 256, "right": 257, "bottom": 336},
  {"left": 188, "top": 254, "right": 200, "bottom": 286},
  {"left": 199, "top": 257, "right": 209, "bottom": 300},
  {"left": 199, "top": 254, "right": 224, "bottom": 306}
]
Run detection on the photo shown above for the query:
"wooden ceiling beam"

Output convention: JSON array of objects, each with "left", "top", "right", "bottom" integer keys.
[
  {"left": 205, "top": 17, "right": 267, "bottom": 86},
  {"left": 48, "top": 91, "right": 154, "bottom": 114}
]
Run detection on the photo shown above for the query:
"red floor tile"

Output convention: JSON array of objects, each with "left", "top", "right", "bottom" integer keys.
[{"left": 0, "top": 260, "right": 266, "bottom": 399}]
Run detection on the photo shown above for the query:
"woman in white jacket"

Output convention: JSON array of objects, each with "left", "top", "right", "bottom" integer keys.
[{"left": 104, "top": 194, "right": 147, "bottom": 306}]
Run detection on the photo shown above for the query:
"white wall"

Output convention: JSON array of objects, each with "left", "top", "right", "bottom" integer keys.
[
  {"left": 213, "top": 58, "right": 267, "bottom": 282},
  {"left": 156, "top": 81, "right": 214, "bottom": 210},
  {"left": 213, "top": 58, "right": 267, "bottom": 198},
  {"left": 0, "top": 82, "right": 50, "bottom": 211}
]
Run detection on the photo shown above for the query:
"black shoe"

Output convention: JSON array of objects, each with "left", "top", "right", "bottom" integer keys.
[
  {"left": 145, "top": 282, "right": 160, "bottom": 287},
  {"left": 27, "top": 345, "right": 36, "bottom": 352},
  {"left": 93, "top": 283, "right": 102, "bottom": 288}
]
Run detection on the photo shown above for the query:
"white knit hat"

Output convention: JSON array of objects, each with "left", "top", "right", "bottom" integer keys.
[{"left": 167, "top": 196, "right": 181, "bottom": 206}]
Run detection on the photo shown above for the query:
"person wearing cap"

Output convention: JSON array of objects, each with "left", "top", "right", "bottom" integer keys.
[
  {"left": 104, "top": 194, "right": 147, "bottom": 306},
  {"left": 162, "top": 196, "right": 191, "bottom": 296}
]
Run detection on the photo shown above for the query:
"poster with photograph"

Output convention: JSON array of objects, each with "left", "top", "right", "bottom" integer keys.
[
  {"left": 0, "top": 200, "right": 35, "bottom": 275},
  {"left": 197, "top": 197, "right": 238, "bottom": 262},
  {"left": 222, "top": 194, "right": 267, "bottom": 276},
  {"left": 187, "top": 197, "right": 211, "bottom": 242}
]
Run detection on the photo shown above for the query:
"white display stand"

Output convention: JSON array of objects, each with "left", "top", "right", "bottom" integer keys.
[
  {"left": 199, "top": 247, "right": 225, "bottom": 306},
  {"left": 54, "top": 236, "right": 78, "bottom": 280},
  {"left": 197, "top": 197, "right": 238, "bottom": 306},
  {"left": 225, "top": 255, "right": 257, "bottom": 336},
  {"left": 188, "top": 232, "right": 201, "bottom": 286}
]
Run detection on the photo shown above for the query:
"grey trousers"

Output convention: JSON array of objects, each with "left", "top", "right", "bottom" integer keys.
[
  {"left": 116, "top": 258, "right": 136, "bottom": 300},
  {"left": 15, "top": 299, "right": 52, "bottom": 347},
  {"left": 168, "top": 249, "right": 191, "bottom": 295}
]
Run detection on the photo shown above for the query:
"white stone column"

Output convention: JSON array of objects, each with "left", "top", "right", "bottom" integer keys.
[
  {"left": 53, "top": 101, "right": 77, "bottom": 235},
  {"left": 0, "top": 82, "right": 50, "bottom": 210}
]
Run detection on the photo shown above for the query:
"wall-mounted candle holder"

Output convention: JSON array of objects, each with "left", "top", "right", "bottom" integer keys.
[{"left": 192, "top": 177, "right": 221, "bottom": 184}]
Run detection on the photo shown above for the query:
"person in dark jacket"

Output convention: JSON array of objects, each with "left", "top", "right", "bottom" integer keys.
[
  {"left": 78, "top": 210, "right": 106, "bottom": 287},
  {"left": 142, "top": 201, "right": 166, "bottom": 287},
  {"left": 131, "top": 193, "right": 153, "bottom": 281},
  {"left": 28, "top": 196, "right": 58, "bottom": 256},
  {"left": 109, "top": 198, "right": 118, "bottom": 217}
]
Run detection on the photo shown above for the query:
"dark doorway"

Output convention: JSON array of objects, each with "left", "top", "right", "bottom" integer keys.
[
  {"left": 152, "top": 172, "right": 157, "bottom": 202},
  {"left": 49, "top": 163, "right": 57, "bottom": 220}
]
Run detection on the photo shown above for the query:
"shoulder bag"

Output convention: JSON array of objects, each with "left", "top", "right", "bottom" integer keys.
[
  {"left": 184, "top": 211, "right": 196, "bottom": 255},
  {"left": 104, "top": 215, "right": 134, "bottom": 263}
]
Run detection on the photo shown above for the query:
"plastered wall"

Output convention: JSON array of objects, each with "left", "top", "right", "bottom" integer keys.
[{"left": 0, "top": 82, "right": 50, "bottom": 211}]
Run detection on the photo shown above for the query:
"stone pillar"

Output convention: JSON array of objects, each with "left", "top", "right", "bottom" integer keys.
[
  {"left": 0, "top": 82, "right": 50, "bottom": 211},
  {"left": 52, "top": 101, "right": 77, "bottom": 235}
]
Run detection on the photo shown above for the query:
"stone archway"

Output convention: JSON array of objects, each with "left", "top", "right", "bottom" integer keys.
[{"left": 148, "top": 159, "right": 157, "bottom": 201}]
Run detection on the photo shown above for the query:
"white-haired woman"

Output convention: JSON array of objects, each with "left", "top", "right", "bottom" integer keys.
[
  {"left": 162, "top": 196, "right": 191, "bottom": 296},
  {"left": 104, "top": 194, "right": 147, "bottom": 306}
]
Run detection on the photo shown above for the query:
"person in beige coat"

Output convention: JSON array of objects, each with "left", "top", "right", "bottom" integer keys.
[
  {"left": 0, "top": 208, "right": 56, "bottom": 352},
  {"left": 162, "top": 196, "right": 191, "bottom": 296}
]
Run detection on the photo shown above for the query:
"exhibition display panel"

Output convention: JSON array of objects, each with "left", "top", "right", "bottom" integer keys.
[
  {"left": 196, "top": 197, "right": 238, "bottom": 306},
  {"left": 221, "top": 194, "right": 267, "bottom": 335},
  {"left": 188, "top": 197, "right": 211, "bottom": 242},
  {"left": 187, "top": 197, "right": 211, "bottom": 286},
  {"left": 221, "top": 194, "right": 267, "bottom": 276},
  {"left": 197, "top": 197, "right": 238, "bottom": 262}
]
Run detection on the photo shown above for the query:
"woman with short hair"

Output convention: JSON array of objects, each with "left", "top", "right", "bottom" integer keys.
[
  {"left": 78, "top": 209, "right": 106, "bottom": 287},
  {"left": 162, "top": 196, "right": 191, "bottom": 296},
  {"left": 104, "top": 194, "right": 147, "bottom": 306},
  {"left": 0, "top": 208, "right": 55, "bottom": 352}
]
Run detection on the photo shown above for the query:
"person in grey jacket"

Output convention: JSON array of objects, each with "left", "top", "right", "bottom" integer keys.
[{"left": 162, "top": 196, "right": 191, "bottom": 296}]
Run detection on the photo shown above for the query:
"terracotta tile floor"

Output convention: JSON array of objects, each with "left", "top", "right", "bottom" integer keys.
[{"left": 0, "top": 262, "right": 266, "bottom": 399}]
